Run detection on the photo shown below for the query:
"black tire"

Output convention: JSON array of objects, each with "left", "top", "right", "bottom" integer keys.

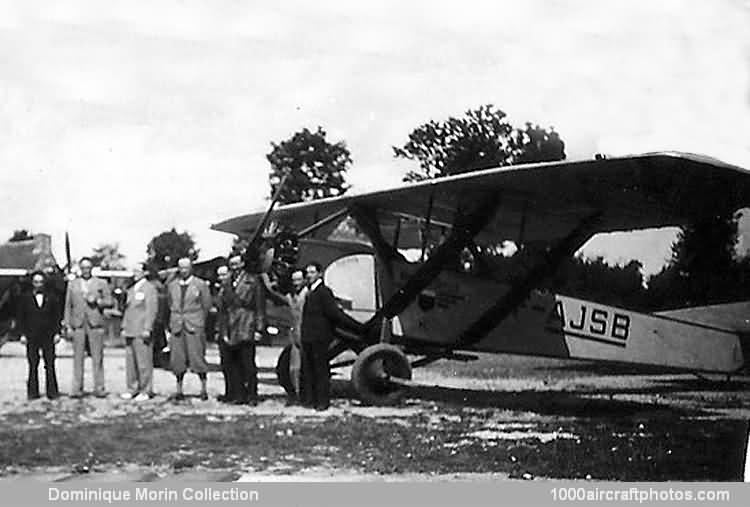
[
  {"left": 276, "top": 344, "right": 295, "bottom": 396},
  {"left": 351, "top": 344, "right": 412, "bottom": 406}
]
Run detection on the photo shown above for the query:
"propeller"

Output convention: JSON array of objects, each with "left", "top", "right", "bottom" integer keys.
[
  {"left": 64, "top": 231, "right": 72, "bottom": 275},
  {"left": 243, "top": 170, "right": 290, "bottom": 272}
]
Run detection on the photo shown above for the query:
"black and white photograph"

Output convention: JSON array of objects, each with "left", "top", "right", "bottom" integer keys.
[{"left": 1, "top": 0, "right": 749, "bottom": 491}]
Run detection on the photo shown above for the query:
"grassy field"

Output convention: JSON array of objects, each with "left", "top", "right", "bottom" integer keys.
[
  {"left": 0, "top": 394, "right": 747, "bottom": 481},
  {"left": 0, "top": 343, "right": 748, "bottom": 481}
]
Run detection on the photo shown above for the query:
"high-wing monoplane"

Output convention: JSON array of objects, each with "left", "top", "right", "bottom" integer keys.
[{"left": 214, "top": 152, "right": 750, "bottom": 405}]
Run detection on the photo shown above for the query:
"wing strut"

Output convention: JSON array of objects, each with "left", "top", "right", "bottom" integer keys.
[
  {"left": 350, "top": 205, "right": 403, "bottom": 264},
  {"left": 362, "top": 193, "right": 502, "bottom": 335},
  {"left": 420, "top": 191, "right": 435, "bottom": 263},
  {"left": 452, "top": 211, "right": 603, "bottom": 351},
  {"left": 297, "top": 207, "right": 350, "bottom": 238}
]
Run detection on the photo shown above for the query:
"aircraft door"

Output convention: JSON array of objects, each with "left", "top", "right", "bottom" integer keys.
[{"left": 324, "top": 254, "right": 377, "bottom": 323}]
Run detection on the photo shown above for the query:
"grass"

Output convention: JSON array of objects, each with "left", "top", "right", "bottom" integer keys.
[{"left": 0, "top": 404, "right": 746, "bottom": 480}]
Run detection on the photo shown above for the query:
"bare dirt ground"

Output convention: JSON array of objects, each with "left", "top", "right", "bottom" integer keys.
[{"left": 0, "top": 340, "right": 748, "bottom": 482}]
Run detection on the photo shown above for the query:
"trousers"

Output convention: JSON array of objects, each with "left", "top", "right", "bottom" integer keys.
[
  {"left": 301, "top": 341, "right": 330, "bottom": 408},
  {"left": 71, "top": 322, "right": 105, "bottom": 395}
]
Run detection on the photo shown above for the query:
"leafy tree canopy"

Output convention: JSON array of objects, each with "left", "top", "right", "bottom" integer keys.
[
  {"left": 147, "top": 228, "right": 198, "bottom": 270},
  {"left": 90, "top": 243, "right": 126, "bottom": 270},
  {"left": 267, "top": 126, "right": 352, "bottom": 204},
  {"left": 394, "top": 104, "right": 565, "bottom": 182}
]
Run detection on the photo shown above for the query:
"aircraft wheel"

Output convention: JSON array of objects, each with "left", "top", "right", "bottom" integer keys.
[
  {"left": 275, "top": 344, "right": 295, "bottom": 396},
  {"left": 351, "top": 344, "right": 412, "bottom": 406}
]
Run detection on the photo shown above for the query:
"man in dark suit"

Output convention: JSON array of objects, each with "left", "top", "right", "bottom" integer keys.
[
  {"left": 300, "top": 261, "right": 365, "bottom": 411},
  {"left": 17, "top": 271, "right": 62, "bottom": 400}
]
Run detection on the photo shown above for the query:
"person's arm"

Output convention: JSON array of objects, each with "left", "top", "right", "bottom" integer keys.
[
  {"left": 17, "top": 294, "right": 29, "bottom": 338},
  {"left": 63, "top": 282, "right": 73, "bottom": 332},
  {"left": 96, "top": 280, "right": 114, "bottom": 309},
  {"left": 164, "top": 284, "right": 173, "bottom": 333},
  {"left": 255, "top": 275, "right": 266, "bottom": 336},
  {"left": 200, "top": 280, "right": 213, "bottom": 317},
  {"left": 321, "top": 287, "right": 365, "bottom": 333},
  {"left": 259, "top": 273, "right": 288, "bottom": 306},
  {"left": 49, "top": 294, "right": 62, "bottom": 342},
  {"left": 50, "top": 294, "right": 62, "bottom": 335},
  {"left": 143, "top": 284, "right": 158, "bottom": 338}
]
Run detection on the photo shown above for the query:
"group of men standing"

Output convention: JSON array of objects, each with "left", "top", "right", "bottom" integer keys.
[
  {"left": 17, "top": 257, "right": 112, "bottom": 400},
  {"left": 214, "top": 254, "right": 365, "bottom": 411},
  {"left": 17, "top": 252, "right": 365, "bottom": 411}
]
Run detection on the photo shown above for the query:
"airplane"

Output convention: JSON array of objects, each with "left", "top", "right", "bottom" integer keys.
[
  {"left": 0, "top": 234, "right": 63, "bottom": 349},
  {"left": 212, "top": 151, "right": 750, "bottom": 405}
]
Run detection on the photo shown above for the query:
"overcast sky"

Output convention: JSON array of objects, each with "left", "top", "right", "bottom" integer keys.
[{"left": 1, "top": 0, "right": 749, "bottom": 275}]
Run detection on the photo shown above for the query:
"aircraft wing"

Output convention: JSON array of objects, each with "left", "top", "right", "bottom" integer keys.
[{"left": 211, "top": 152, "right": 750, "bottom": 247}]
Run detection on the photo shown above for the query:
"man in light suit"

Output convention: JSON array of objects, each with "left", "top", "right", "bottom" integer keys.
[
  {"left": 167, "top": 257, "right": 212, "bottom": 400},
  {"left": 120, "top": 263, "right": 158, "bottom": 401},
  {"left": 64, "top": 257, "right": 113, "bottom": 398}
]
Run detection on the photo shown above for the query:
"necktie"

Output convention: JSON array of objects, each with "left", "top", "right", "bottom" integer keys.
[{"left": 180, "top": 284, "right": 188, "bottom": 310}]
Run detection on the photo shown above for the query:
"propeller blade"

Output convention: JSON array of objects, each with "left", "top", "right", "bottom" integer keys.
[
  {"left": 64, "top": 231, "right": 72, "bottom": 274},
  {"left": 248, "top": 170, "right": 290, "bottom": 248}
]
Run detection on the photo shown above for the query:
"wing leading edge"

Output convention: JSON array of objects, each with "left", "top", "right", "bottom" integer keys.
[{"left": 212, "top": 152, "right": 750, "bottom": 247}]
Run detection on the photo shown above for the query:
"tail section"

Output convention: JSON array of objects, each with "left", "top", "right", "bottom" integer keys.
[
  {"left": 656, "top": 302, "right": 750, "bottom": 372},
  {"left": 656, "top": 301, "right": 750, "bottom": 333}
]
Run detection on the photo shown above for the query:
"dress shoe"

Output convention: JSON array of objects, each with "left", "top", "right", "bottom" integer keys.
[
  {"left": 199, "top": 392, "right": 209, "bottom": 401},
  {"left": 94, "top": 392, "right": 108, "bottom": 398},
  {"left": 314, "top": 404, "right": 330, "bottom": 412},
  {"left": 70, "top": 392, "right": 84, "bottom": 399},
  {"left": 27, "top": 394, "right": 41, "bottom": 401},
  {"left": 47, "top": 393, "right": 60, "bottom": 400}
]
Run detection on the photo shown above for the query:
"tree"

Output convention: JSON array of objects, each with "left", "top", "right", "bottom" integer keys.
[
  {"left": 644, "top": 211, "right": 740, "bottom": 309},
  {"left": 90, "top": 243, "right": 126, "bottom": 270},
  {"left": 512, "top": 123, "right": 567, "bottom": 164},
  {"left": 8, "top": 229, "right": 33, "bottom": 242},
  {"left": 393, "top": 104, "right": 565, "bottom": 181},
  {"left": 551, "top": 256, "right": 647, "bottom": 311},
  {"left": 147, "top": 228, "right": 198, "bottom": 270},
  {"left": 266, "top": 126, "right": 352, "bottom": 204}
]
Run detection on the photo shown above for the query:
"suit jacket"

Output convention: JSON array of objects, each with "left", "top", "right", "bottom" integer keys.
[
  {"left": 17, "top": 290, "right": 61, "bottom": 342},
  {"left": 121, "top": 279, "right": 158, "bottom": 338},
  {"left": 218, "top": 271, "right": 264, "bottom": 347},
  {"left": 167, "top": 276, "right": 212, "bottom": 335},
  {"left": 63, "top": 276, "right": 113, "bottom": 329},
  {"left": 301, "top": 282, "right": 364, "bottom": 344}
]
